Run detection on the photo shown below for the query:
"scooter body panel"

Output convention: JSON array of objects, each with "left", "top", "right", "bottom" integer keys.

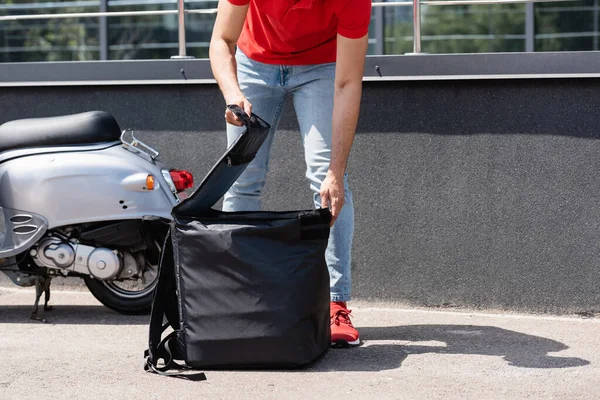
[{"left": 0, "top": 144, "right": 177, "bottom": 231}]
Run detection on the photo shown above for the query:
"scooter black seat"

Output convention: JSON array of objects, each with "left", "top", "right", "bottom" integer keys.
[{"left": 0, "top": 111, "right": 122, "bottom": 153}]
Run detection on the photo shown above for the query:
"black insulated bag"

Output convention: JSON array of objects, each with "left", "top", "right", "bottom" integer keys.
[{"left": 144, "top": 106, "right": 332, "bottom": 378}]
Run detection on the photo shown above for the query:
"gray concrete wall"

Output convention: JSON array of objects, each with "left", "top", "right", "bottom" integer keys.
[{"left": 1, "top": 78, "right": 600, "bottom": 314}]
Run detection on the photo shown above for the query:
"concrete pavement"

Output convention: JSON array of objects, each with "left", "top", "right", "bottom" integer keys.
[{"left": 0, "top": 287, "right": 598, "bottom": 400}]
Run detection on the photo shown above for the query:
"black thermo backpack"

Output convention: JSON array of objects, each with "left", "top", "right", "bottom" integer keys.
[{"left": 144, "top": 106, "right": 332, "bottom": 379}]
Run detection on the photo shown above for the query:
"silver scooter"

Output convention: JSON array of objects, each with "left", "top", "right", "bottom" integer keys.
[{"left": 0, "top": 111, "right": 193, "bottom": 321}]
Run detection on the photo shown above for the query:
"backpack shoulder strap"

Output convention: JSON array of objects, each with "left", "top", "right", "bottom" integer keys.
[{"left": 144, "top": 226, "right": 206, "bottom": 380}]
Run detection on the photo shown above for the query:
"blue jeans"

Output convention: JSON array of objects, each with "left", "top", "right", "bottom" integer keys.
[{"left": 223, "top": 50, "right": 354, "bottom": 302}]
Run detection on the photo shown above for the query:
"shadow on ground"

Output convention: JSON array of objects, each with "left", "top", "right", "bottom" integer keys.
[
  {"left": 0, "top": 305, "right": 149, "bottom": 325},
  {"left": 0, "top": 306, "right": 590, "bottom": 372},
  {"left": 309, "top": 325, "right": 590, "bottom": 372}
]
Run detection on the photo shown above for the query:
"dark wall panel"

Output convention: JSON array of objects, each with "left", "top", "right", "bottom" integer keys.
[{"left": 1, "top": 79, "right": 599, "bottom": 314}]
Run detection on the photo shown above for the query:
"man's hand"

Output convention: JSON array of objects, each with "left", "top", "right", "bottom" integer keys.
[
  {"left": 225, "top": 95, "right": 253, "bottom": 126},
  {"left": 320, "top": 170, "right": 345, "bottom": 226},
  {"left": 321, "top": 33, "right": 368, "bottom": 226}
]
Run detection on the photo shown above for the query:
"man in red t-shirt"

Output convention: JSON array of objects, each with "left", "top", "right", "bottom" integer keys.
[{"left": 209, "top": 0, "right": 372, "bottom": 347}]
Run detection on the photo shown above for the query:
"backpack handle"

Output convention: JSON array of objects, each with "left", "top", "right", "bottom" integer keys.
[{"left": 227, "top": 104, "right": 253, "bottom": 126}]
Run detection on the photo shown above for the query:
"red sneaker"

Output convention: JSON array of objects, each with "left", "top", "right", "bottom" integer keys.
[{"left": 330, "top": 301, "right": 360, "bottom": 347}]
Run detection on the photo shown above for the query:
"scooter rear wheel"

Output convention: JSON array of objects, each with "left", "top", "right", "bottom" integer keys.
[
  {"left": 84, "top": 276, "right": 156, "bottom": 315},
  {"left": 83, "top": 225, "right": 164, "bottom": 315}
]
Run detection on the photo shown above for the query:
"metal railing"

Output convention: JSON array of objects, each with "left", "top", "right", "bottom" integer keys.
[{"left": 0, "top": 0, "right": 582, "bottom": 58}]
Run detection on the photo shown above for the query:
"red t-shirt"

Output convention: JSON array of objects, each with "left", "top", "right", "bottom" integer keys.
[{"left": 226, "top": 0, "right": 372, "bottom": 65}]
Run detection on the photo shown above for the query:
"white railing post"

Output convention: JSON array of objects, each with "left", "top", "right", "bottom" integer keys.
[
  {"left": 171, "top": 0, "right": 195, "bottom": 59},
  {"left": 404, "top": 0, "right": 424, "bottom": 54}
]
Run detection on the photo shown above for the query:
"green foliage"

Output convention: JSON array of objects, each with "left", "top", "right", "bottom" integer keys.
[
  {"left": 385, "top": 4, "right": 526, "bottom": 54},
  {"left": 383, "top": 1, "right": 598, "bottom": 55}
]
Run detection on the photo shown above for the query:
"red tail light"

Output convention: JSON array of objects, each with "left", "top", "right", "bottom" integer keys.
[{"left": 169, "top": 169, "right": 194, "bottom": 191}]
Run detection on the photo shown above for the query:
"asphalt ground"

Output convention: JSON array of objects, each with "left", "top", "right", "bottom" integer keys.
[{"left": 0, "top": 285, "right": 598, "bottom": 400}]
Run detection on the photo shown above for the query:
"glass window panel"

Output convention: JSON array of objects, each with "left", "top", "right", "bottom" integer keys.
[
  {"left": 384, "top": 4, "right": 413, "bottom": 54},
  {"left": 535, "top": 0, "right": 598, "bottom": 51},
  {"left": 184, "top": 0, "right": 217, "bottom": 59},
  {"left": 383, "top": 3, "right": 527, "bottom": 54},
  {"left": 1, "top": 1, "right": 600, "bottom": 62},
  {"left": 107, "top": 0, "right": 177, "bottom": 60},
  {"left": 0, "top": 1, "right": 100, "bottom": 62}
]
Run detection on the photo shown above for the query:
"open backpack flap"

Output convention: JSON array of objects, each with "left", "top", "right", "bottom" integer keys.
[
  {"left": 174, "top": 105, "right": 272, "bottom": 217},
  {"left": 144, "top": 105, "right": 333, "bottom": 379}
]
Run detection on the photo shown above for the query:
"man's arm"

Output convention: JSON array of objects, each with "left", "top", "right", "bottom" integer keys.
[
  {"left": 209, "top": 0, "right": 251, "bottom": 125},
  {"left": 320, "top": 33, "right": 369, "bottom": 224}
]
